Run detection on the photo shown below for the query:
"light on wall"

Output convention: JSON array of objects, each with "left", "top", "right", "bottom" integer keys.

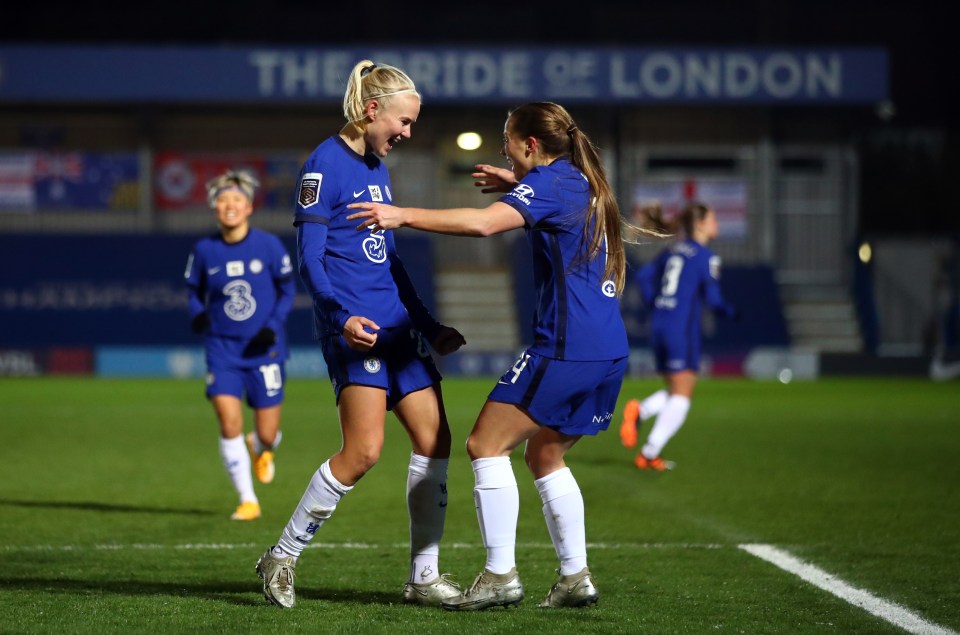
[
  {"left": 858, "top": 242, "right": 872, "bottom": 264},
  {"left": 457, "top": 132, "right": 482, "bottom": 151}
]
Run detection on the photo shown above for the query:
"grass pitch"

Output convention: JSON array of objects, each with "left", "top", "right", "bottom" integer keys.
[{"left": 1, "top": 376, "right": 958, "bottom": 633}]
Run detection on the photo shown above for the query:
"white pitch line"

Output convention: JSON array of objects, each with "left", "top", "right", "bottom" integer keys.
[
  {"left": 2, "top": 541, "right": 724, "bottom": 553},
  {"left": 739, "top": 543, "right": 956, "bottom": 635}
]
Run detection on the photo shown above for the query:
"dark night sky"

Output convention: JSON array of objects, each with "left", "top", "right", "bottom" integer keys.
[
  {"left": 3, "top": 1, "right": 950, "bottom": 125},
  {"left": 3, "top": 0, "right": 954, "bottom": 233}
]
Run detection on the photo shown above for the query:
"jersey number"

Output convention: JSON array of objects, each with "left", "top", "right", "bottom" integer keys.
[
  {"left": 409, "top": 329, "right": 429, "bottom": 359},
  {"left": 504, "top": 353, "right": 531, "bottom": 385},
  {"left": 259, "top": 364, "right": 283, "bottom": 391},
  {"left": 661, "top": 255, "right": 685, "bottom": 298}
]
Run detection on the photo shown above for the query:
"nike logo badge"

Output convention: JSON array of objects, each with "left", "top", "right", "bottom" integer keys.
[
  {"left": 207, "top": 267, "right": 221, "bottom": 275},
  {"left": 267, "top": 390, "right": 280, "bottom": 397},
  {"left": 353, "top": 190, "right": 364, "bottom": 198}
]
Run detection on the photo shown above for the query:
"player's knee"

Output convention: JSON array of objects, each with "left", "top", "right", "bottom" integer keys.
[
  {"left": 465, "top": 433, "right": 510, "bottom": 462},
  {"left": 339, "top": 444, "right": 383, "bottom": 478},
  {"left": 522, "top": 447, "right": 545, "bottom": 474},
  {"left": 522, "top": 444, "right": 565, "bottom": 476},
  {"left": 355, "top": 449, "right": 381, "bottom": 475},
  {"left": 464, "top": 434, "right": 489, "bottom": 461}
]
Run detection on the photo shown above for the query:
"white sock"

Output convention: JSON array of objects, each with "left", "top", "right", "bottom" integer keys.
[
  {"left": 252, "top": 430, "right": 282, "bottom": 455},
  {"left": 407, "top": 453, "right": 449, "bottom": 584},
  {"left": 275, "top": 459, "right": 352, "bottom": 559},
  {"left": 535, "top": 467, "right": 587, "bottom": 575},
  {"left": 472, "top": 456, "right": 519, "bottom": 574},
  {"left": 220, "top": 435, "right": 257, "bottom": 504},
  {"left": 642, "top": 394, "right": 691, "bottom": 459},
  {"left": 640, "top": 389, "right": 669, "bottom": 421}
]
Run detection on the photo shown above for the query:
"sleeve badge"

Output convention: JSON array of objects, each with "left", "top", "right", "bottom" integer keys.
[{"left": 298, "top": 172, "right": 323, "bottom": 209}]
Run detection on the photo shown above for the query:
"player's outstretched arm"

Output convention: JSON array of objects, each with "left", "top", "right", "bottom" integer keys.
[{"left": 347, "top": 202, "right": 523, "bottom": 237}]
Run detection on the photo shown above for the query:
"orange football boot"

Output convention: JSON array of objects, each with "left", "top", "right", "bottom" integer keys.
[
  {"left": 634, "top": 455, "right": 675, "bottom": 471},
  {"left": 619, "top": 399, "right": 640, "bottom": 448}
]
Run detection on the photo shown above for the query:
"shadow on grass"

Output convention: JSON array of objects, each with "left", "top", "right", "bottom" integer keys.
[
  {"left": 0, "top": 499, "right": 216, "bottom": 516},
  {"left": 0, "top": 577, "right": 398, "bottom": 607}
]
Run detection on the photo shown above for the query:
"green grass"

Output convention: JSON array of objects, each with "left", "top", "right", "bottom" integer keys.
[{"left": 1, "top": 377, "right": 959, "bottom": 633}]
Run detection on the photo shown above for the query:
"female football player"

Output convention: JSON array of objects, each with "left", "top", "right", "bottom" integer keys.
[
  {"left": 185, "top": 169, "right": 295, "bottom": 521},
  {"left": 255, "top": 60, "right": 466, "bottom": 609},
  {"left": 619, "top": 201, "right": 737, "bottom": 470},
  {"left": 348, "top": 101, "right": 660, "bottom": 610}
]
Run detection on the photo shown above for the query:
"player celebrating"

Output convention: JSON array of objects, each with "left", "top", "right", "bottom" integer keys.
[
  {"left": 255, "top": 60, "right": 466, "bottom": 609},
  {"left": 348, "top": 101, "right": 660, "bottom": 610},
  {"left": 619, "top": 201, "right": 737, "bottom": 470},
  {"left": 185, "top": 169, "right": 295, "bottom": 520}
]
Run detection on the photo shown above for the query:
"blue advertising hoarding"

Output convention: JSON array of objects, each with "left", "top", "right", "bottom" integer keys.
[
  {"left": 0, "top": 45, "right": 887, "bottom": 105},
  {"left": 0, "top": 233, "right": 435, "bottom": 348}
]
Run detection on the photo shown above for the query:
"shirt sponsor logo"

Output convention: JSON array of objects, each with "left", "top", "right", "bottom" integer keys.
[
  {"left": 655, "top": 296, "right": 677, "bottom": 309},
  {"left": 223, "top": 279, "right": 257, "bottom": 321},
  {"left": 601, "top": 280, "right": 616, "bottom": 297},
  {"left": 362, "top": 230, "right": 387, "bottom": 264},
  {"left": 298, "top": 172, "right": 322, "bottom": 208},
  {"left": 509, "top": 183, "right": 535, "bottom": 205},
  {"left": 280, "top": 254, "right": 293, "bottom": 275}
]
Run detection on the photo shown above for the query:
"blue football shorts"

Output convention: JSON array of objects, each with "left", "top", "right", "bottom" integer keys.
[
  {"left": 651, "top": 324, "right": 701, "bottom": 373},
  {"left": 488, "top": 350, "right": 627, "bottom": 436},
  {"left": 321, "top": 326, "right": 442, "bottom": 410},
  {"left": 206, "top": 361, "right": 286, "bottom": 409}
]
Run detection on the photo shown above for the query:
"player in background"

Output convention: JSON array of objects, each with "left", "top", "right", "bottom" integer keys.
[
  {"left": 619, "top": 201, "right": 738, "bottom": 470},
  {"left": 184, "top": 169, "right": 296, "bottom": 520},
  {"left": 255, "top": 60, "right": 466, "bottom": 609},
  {"left": 348, "top": 101, "right": 661, "bottom": 610}
]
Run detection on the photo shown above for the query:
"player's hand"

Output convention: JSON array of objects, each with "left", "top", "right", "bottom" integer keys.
[
  {"left": 346, "top": 203, "right": 406, "bottom": 232},
  {"left": 472, "top": 164, "right": 517, "bottom": 194},
  {"left": 250, "top": 327, "right": 277, "bottom": 347},
  {"left": 191, "top": 312, "right": 211, "bottom": 334},
  {"left": 431, "top": 325, "right": 466, "bottom": 356},
  {"left": 343, "top": 315, "right": 379, "bottom": 351}
]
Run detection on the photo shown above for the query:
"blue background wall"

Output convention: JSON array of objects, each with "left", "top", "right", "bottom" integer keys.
[{"left": 0, "top": 234, "right": 435, "bottom": 348}]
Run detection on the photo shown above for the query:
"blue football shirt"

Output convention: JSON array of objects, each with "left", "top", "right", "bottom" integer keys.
[
  {"left": 185, "top": 228, "right": 296, "bottom": 367},
  {"left": 637, "top": 238, "right": 736, "bottom": 336},
  {"left": 499, "top": 158, "right": 628, "bottom": 361},
  {"left": 294, "top": 135, "right": 439, "bottom": 339}
]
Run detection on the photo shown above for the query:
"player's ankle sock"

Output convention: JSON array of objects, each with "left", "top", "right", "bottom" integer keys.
[{"left": 220, "top": 435, "right": 257, "bottom": 504}]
